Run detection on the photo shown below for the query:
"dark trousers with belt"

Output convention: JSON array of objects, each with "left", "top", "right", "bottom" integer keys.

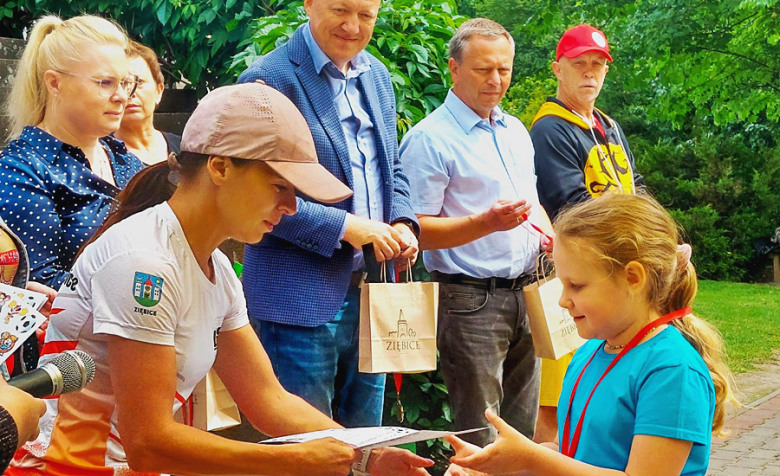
[{"left": 434, "top": 272, "right": 540, "bottom": 446}]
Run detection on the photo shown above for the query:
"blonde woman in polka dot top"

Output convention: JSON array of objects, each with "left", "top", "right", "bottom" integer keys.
[{"left": 0, "top": 15, "right": 145, "bottom": 289}]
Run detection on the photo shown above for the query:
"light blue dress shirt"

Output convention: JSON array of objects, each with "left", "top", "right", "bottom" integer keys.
[
  {"left": 303, "top": 23, "right": 383, "bottom": 271},
  {"left": 400, "top": 90, "right": 541, "bottom": 279}
]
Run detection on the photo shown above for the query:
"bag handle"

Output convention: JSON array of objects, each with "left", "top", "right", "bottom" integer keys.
[
  {"left": 530, "top": 250, "right": 556, "bottom": 286},
  {"left": 384, "top": 259, "right": 415, "bottom": 283},
  {"left": 535, "top": 255, "right": 547, "bottom": 284}
]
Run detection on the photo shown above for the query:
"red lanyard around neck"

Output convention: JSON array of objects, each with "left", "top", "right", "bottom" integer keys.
[{"left": 560, "top": 306, "right": 692, "bottom": 458}]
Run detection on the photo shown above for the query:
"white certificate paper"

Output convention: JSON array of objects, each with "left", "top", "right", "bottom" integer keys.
[{"left": 261, "top": 426, "right": 485, "bottom": 450}]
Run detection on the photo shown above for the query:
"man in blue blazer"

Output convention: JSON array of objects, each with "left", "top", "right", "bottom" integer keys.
[{"left": 237, "top": 0, "right": 420, "bottom": 429}]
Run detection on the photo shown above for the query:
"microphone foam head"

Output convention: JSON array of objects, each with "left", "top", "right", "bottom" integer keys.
[{"left": 49, "top": 350, "right": 96, "bottom": 394}]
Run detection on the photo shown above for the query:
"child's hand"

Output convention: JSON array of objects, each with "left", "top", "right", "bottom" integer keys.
[
  {"left": 450, "top": 409, "right": 537, "bottom": 476},
  {"left": 444, "top": 436, "right": 490, "bottom": 476}
]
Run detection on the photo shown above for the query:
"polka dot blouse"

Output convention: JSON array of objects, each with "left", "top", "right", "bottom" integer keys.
[{"left": 0, "top": 126, "right": 145, "bottom": 288}]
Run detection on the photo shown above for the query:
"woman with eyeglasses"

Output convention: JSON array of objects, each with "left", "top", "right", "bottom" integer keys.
[
  {"left": 115, "top": 41, "right": 181, "bottom": 165},
  {"left": 0, "top": 15, "right": 145, "bottom": 291}
]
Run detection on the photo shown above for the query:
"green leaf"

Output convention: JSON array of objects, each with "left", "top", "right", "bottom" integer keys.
[
  {"left": 407, "top": 44, "right": 429, "bottom": 63},
  {"left": 199, "top": 8, "right": 217, "bottom": 24},
  {"left": 156, "top": 1, "right": 172, "bottom": 25},
  {"left": 211, "top": 29, "right": 229, "bottom": 56},
  {"left": 442, "top": 401, "right": 452, "bottom": 421},
  {"left": 225, "top": 18, "right": 240, "bottom": 31},
  {"left": 226, "top": 0, "right": 237, "bottom": 9},
  {"left": 406, "top": 61, "right": 416, "bottom": 77},
  {"left": 423, "top": 83, "right": 447, "bottom": 94},
  {"left": 406, "top": 405, "right": 420, "bottom": 423}
]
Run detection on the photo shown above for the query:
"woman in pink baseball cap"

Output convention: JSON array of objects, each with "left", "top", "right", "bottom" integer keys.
[{"left": 9, "top": 82, "right": 433, "bottom": 476}]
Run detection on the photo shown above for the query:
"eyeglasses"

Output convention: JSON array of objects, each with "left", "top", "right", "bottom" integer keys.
[{"left": 55, "top": 70, "right": 139, "bottom": 98}]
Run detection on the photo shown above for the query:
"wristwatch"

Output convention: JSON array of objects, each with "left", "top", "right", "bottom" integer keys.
[{"left": 351, "top": 448, "right": 372, "bottom": 476}]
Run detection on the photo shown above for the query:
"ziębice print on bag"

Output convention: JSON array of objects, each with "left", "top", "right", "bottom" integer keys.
[
  {"left": 359, "top": 279, "right": 438, "bottom": 374},
  {"left": 523, "top": 273, "right": 586, "bottom": 360}
]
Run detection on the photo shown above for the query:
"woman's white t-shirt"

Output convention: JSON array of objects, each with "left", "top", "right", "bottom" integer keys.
[{"left": 12, "top": 202, "right": 249, "bottom": 475}]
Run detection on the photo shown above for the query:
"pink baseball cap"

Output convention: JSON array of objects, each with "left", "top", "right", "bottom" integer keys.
[
  {"left": 556, "top": 25, "right": 613, "bottom": 62},
  {"left": 181, "top": 82, "right": 353, "bottom": 204}
]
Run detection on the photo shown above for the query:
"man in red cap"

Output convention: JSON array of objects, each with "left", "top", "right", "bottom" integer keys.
[
  {"left": 531, "top": 24, "right": 643, "bottom": 218},
  {"left": 529, "top": 24, "right": 644, "bottom": 443}
]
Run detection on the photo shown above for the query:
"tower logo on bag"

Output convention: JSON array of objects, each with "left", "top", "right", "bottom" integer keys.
[
  {"left": 386, "top": 310, "right": 421, "bottom": 352},
  {"left": 133, "top": 272, "right": 164, "bottom": 307},
  {"left": 559, "top": 309, "right": 578, "bottom": 338}
]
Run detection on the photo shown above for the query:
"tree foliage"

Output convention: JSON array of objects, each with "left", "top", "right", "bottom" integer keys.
[
  {"left": 634, "top": 128, "right": 780, "bottom": 281},
  {"left": 477, "top": 0, "right": 780, "bottom": 128},
  {"left": 230, "top": 0, "right": 465, "bottom": 135},
  {"left": 0, "top": 0, "right": 275, "bottom": 89}
]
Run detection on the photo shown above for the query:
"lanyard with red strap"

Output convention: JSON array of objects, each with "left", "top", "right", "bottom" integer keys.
[
  {"left": 560, "top": 306, "right": 692, "bottom": 458},
  {"left": 521, "top": 213, "right": 553, "bottom": 249}
]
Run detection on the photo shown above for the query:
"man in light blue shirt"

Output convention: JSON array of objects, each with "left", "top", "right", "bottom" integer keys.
[{"left": 400, "top": 18, "right": 553, "bottom": 447}]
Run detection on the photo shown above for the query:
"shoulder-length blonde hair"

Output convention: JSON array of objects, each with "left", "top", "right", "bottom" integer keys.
[
  {"left": 554, "top": 192, "right": 737, "bottom": 436},
  {"left": 6, "top": 14, "right": 129, "bottom": 141}
]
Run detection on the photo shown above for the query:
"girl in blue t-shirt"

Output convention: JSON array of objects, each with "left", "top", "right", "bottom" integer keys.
[{"left": 446, "top": 193, "right": 735, "bottom": 476}]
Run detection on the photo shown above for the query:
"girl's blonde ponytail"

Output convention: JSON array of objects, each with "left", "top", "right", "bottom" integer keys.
[{"left": 667, "top": 262, "right": 736, "bottom": 435}]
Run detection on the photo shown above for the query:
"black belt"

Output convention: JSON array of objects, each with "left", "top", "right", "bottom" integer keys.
[{"left": 431, "top": 271, "right": 535, "bottom": 291}]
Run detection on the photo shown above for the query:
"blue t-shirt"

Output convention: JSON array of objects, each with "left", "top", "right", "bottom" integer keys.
[{"left": 558, "top": 326, "right": 715, "bottom": 475}]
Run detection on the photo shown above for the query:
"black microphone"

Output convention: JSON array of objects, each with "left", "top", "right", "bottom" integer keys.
[{"left": 7, "top": 350, "right": 96, "bottom": 398}]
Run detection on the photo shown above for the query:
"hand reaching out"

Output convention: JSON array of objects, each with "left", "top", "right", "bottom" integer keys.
[
  {"left": 479, "top": 200, "right": 532, "bottom": 233},
  {"left": 368, "top": 446, "right": 434, "bottom": 476},
  {"left": 449, "top": 410, "right": 537, "bottom": 476},
  {"left": 285, "top": 438, "right": 356, "bottom": 476},
  {"left": 444, "top": 436, "right": 490, "bottom": 476}
]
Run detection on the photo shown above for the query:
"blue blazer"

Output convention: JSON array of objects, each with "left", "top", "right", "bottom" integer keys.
[{"left": 237, "top": 26, "right": 419, "bottom": 327}]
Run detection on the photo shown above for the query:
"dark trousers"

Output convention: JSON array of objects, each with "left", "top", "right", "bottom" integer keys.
[{"left": 437, "top": 282, "right": 540, "bottom": 446}]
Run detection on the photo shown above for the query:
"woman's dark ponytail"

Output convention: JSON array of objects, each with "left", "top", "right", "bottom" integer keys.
[
  {"left": 77, "top": 161, "right": 176, "bottom": 258},
  {"left": 76, "top": 151, "right": 230, "bottom": 259}
]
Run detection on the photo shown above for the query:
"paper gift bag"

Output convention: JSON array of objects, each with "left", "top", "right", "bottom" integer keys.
[
  {"left": 359, "top": 278, "right": 439, "bottom": 374},
  {"left": 523, "top": 273, "right": 586, "bottom": 360},
  {"left": 191, "top": 369, "right": 241, "bottom": 431}
]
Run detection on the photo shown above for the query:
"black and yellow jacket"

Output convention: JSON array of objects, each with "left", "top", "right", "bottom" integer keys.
[{"left": 530, "top": 97, "right": 644, "bottom": 218}]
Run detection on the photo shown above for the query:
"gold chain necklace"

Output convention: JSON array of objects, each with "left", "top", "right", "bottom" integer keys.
[{"left": 605, "top": 325, "right": 664, "bottom": 350}]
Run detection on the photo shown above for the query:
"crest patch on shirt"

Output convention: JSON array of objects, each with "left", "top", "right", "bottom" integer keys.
[{"left": 133, "top": 272, "right": 164, "bottom": 307}]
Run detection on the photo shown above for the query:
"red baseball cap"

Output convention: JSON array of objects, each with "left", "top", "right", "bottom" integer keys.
[{"left": 555, "top": 25, "right": 613, "bottom": 62}]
